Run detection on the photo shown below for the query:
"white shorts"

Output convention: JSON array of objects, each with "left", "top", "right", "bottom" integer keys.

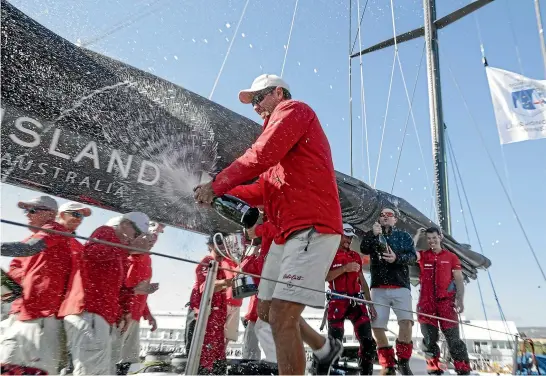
[
  {"left": 64, "top": 312, "right": 112, "bottom": 376},
  {"left": 0, "top": 316, "right": 62, "bottom": 375},
  {"left": 225, "top": 305, "right": 241, "bottom": 342},
  {"left": 120, "top": 321, "right": 141, "bottom": 363},
  {"left": 370, "top": 287, "right": 414, "bottom": 329},
  {"left": 257, "top": 228, "right": 340, "bottom": 309}
]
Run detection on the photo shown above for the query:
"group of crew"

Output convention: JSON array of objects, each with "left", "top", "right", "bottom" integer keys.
[
  {"left": 1, "top": 196, "right": 161, "bottom": 375},
  {"left": 1, "top": 73, "right": 472, "bottom": 376}
]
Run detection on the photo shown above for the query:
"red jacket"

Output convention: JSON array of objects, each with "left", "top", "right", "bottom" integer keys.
[
  {"left": 240, "top": 254, "right": 264, "bottom": 322},
  {"left": 123, "top": 254, "right": 153, "bottom": 321},
  {"left": 17, "top": 222, "right": 72, "bottom": 321},
  {"left": 7, "top": 256, "right": 27, "bottom": 315},
  {"left": 58, "top": 226, "right": 129, "bottom": 325},
  {"left": 328, "top": 249, "right": 363, "bottom": 295},
  {"left": 189, "top": 255, "right": 227, "bottom": 315},
  {"left": 417, "top": 249, "right": 461, "bottom": 302},
  {"left": 221, "top": 258, "right": 243, "bottom": 307},
  {"left": 213, "top": 100, "right": 343, "bottom": 244}
]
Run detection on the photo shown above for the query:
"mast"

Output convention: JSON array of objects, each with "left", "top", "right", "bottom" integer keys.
[
  {"left": 423, "top": 0, "right": 450, "bottom": 233},
  {"left": 350, "top": 0, "right": 495, "bottom": 235},
  {"left": 534, "top": 0, "right": 546, "bottom": 78}
]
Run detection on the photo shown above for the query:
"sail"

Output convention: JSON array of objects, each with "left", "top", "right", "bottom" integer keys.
[
  {"left": 0, "top": 1, "right": 491, "bottom": 280},
  {"left": 485, "top": 66, "right": 546, "bottom": 144}
]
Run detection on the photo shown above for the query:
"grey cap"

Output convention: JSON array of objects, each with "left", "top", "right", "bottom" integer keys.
[{"left": 18, "top": 196, "right": 58, "bottom": 211}]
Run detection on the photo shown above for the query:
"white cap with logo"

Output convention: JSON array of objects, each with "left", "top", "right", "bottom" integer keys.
[
  {"left": 239, "top": 74, "right": 290, "bottom": 104},
  {"left": 58, "top": 201, "right": 92, "bottom": 217},
  {"left": 343, "top": 223, "right": 355, "bottom": 237},
  {"left": 18, "top": 196, "right": 58, "bottom": 211}
]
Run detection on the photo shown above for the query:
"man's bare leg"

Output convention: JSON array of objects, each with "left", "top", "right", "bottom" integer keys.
[
  {"left": 299, "top": 317, "right": 326, "bottom": 350},
  {"left": 257, "top": 299, "right": 271, "bottom": 323},
  {"left": 269, "top": 298, "right": 307, "bottom": 375},
  {"left": 372, "top": 328, "right": 389, "bottom": 348},
  {"left": 397, "top": 320, "right": 413, "bottom": 343}
]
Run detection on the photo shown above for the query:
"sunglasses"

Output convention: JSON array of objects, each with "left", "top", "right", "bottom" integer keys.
[
  {"left": 65, "top": 211, "right": 85, "bottom": 219},
  {"left": 24, "top": 208, "right": 52, "bottom": 215},
  {"left": 380, "top": 212, "right": 395, "bottom": 218},
  {"left": 251, "top": 87, "right": 276, "bottom": 106},
  {"left": 130, "top": 222, "right": 143, "bottom": 237}
]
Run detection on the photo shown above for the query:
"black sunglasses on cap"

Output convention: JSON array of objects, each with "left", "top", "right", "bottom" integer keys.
[{"left": 251, "top": 87, "right": 277, "bottom": 106}]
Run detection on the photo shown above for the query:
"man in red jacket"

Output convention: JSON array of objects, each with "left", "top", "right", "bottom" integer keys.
[
  {"left": 0, "top": 196, "right": 72, "bottom": 375},
  {"left": 194, "top": 74, "right": 343, "bottom": 375},
  {"left": 326, "top": 224, "right": 377, "bottom": 375},
  {"left": 56, "top": 201, "right": 92, "bottom": 374},
  {"left": 186, "top": 234, "right": 234, "bottom": 375},
  {"left": 58, "top": 212, "right": 150, "bottom": 376},
  {"left": 114, "top": 221, "right": 163, "bottom": 375},
  {"left": 222, "top": 257, "right": 244, "bottom": 347},
  {"left": 415, "top": 227, "right": 471, "bottom": 375}
]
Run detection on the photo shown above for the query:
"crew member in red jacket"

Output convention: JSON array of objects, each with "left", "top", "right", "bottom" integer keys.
[
  {"left": 415, "top": 227, "right": 471, "bottom": 375},
  {"left": 58, "top": 212, "right": 150, "bottom": 376},
  {"left": 186, "top": 234, "right": 233, "bottom": 375},
  {"left": 114, "top": 222, "right": 163, "bottom": 375},
  {"left": 0, "top": 196, "right": 72, "bottom": 375},
  {"left": 56, "top": 201, "right": 92, "bottom": 374},
  {"left": 326, "top": 224, "right": 377, "bottom": 375},
  {"left": 195, "top": 74, "right": 343, "bottom": 375},
  {"left": 239, "top": 218, "right": 278, "bottom": 363},
  {"left": 221, "top": 257, "right": 244, "bottom": 347}
]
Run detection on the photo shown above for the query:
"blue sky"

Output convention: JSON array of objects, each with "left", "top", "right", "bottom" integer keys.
[{"left": 1, "top": 0, "right": 544, "bottom": 326}]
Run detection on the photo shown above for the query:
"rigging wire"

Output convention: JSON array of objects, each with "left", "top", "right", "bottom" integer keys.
[
  {"left": 209, "top": 0, "right": 251, "bottom": 100},
  {"left": 503, "top": 0, "right": 525, "bottom": 75},
  {"left": 446, "top": 129, "right": 492, "bottom": 341},
  {"left": 0, "top": 217, "right": 521, "bottom": 338},
  {"left": 350, "top": 0, "right": 370, "bottom": 54},
  {"left": 373, "top": 51, "right": 396, "bottom": 189},
  {"left": 444, "top": 58, "right": 546, "bottom": 285},
  {"left": 356, "top": 0, "right": 371, "bottom": 183},
  {"left": 373, "top": 0, "right": 399, "bottom": 188},
  {"left": 471, "top": 6, "right": 514, "bottom": 202},
  {"left": 391, "top": 43, "right": 425, "bottom": 194},
  {"left": 79, "top": 0, "right": 165, "bottom": 48},
  {"left": 280, "top": 0, "right": 300, "bottom": 78},
  {"left": 445, "top": 134, "right": 513, "bottom": 342},
  {"left": 348, "top": 0, "right": 354, "bottom": 176}
]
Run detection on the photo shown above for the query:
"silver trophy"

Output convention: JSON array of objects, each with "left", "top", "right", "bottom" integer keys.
[{"left": 213, "top": 232, "right": 258, "bottom": 299}]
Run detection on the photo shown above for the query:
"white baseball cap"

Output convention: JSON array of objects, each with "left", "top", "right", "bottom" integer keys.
[
  {"left": 58, "top": 201, "right": 92, "bottom": 217},
  {"left": 106, "top": 212, "right": 150, "bottom": 233},
  {"left": 239, "top": 74, "right": 290, "bottom": 104},
  {"left": 122, "top": 212, "right": 150, "bottom": 233},
  {"left": 343, "top": 223, "right": 355, "bottom": 237},
  {"left": 18, "top": 196, "right": 58, "bottom": 211}
]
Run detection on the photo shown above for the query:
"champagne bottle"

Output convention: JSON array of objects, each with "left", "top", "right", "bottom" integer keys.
[
  {"left": 1, "top": 268, "right": 23, "bottom": 303},
  {"left": 212, "top": 194, "right": 260, "bottom": 229},
  {"left": 377, "top": 234, "right": 388, "bottom": 261}
]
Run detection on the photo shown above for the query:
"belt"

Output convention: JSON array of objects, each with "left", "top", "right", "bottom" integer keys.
[{"left": 327, "top": 290, "right": 364, "bottom": 302}]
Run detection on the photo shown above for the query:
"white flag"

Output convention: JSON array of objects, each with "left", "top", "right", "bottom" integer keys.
[{"left": 485, "top": 66, "right": 546, "bottom": 144}]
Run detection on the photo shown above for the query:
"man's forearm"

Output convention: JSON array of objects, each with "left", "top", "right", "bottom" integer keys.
[
  {"left": 326, "top": 267, "right": 346, "bottom": 282},
  {"left": 1, "top": 239, "right": 46, "bottom": 257},
  {"left": 454, "top": 277, "right": 465, "bottom": 300}
]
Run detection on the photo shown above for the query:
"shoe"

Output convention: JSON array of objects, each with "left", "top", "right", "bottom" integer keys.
[
  {"left": 397, "top": 359, "right": 413, "bottom": 375},
  {"left": 358, "top": 360, "right": 374, "bottom": 375},
  {"left": 310, "top": 337, "right": 344, "bottom": 375}
]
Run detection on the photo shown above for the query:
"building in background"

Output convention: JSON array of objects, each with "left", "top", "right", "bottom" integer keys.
[{"left": 139, "top": 311, "right": 519, "bottom": 367}]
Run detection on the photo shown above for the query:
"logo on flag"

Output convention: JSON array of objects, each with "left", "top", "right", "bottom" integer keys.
[{"left": 485, "top": 66, "right": 546, "bottom": 144}]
